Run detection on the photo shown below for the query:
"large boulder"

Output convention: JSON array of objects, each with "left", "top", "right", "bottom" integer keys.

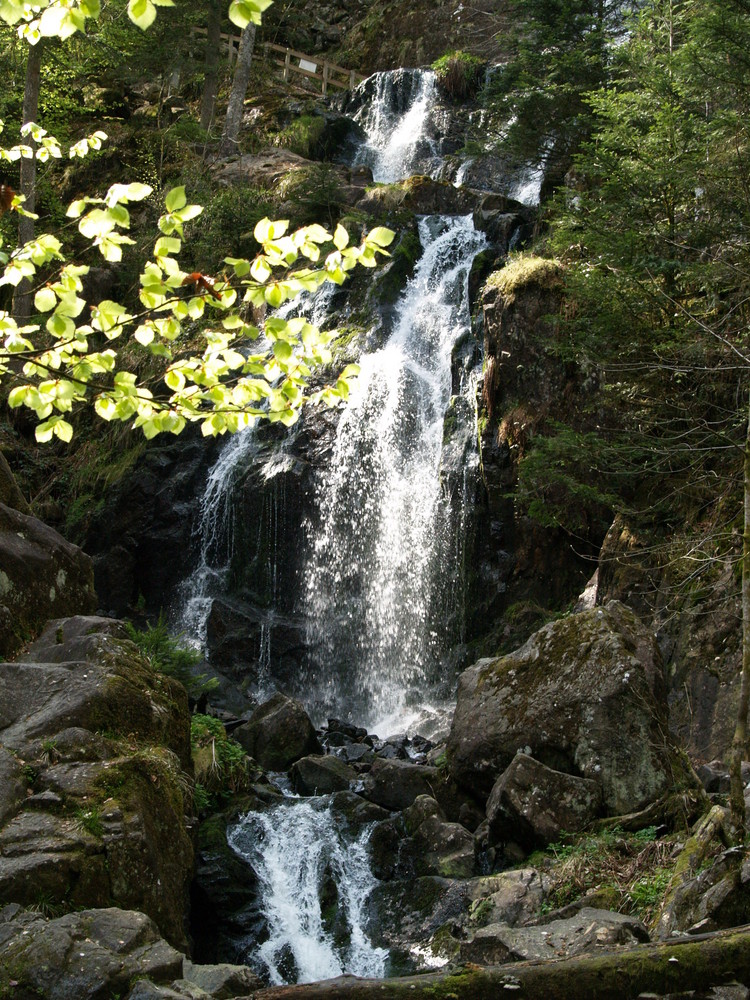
[
  {"left": 290, "top": 754, "right": 356, "bottom": 796},
  {"left": 486, "top": 753, "right": 601, "bottom": 849},
  {"left": 466, "top": 869, "right": 546, "bottom": 929},
  {"left": 0, "top": 503, "right": 96, "bottom": 660},
  {"left": 447, "top": 602, "right": 698, "bottom": 815},
  {"left": 361, "top": 758, "right": 439, "bottom": 812},
  {"left": 0, "top": 618, "right": 194, "bottom": 949},
  {"left": 233, "top": 692, "right": 320, "bottom": 770}
]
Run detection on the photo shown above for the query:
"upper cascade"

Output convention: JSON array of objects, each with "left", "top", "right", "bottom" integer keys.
[{"left": 350, "top": 68, "right": 442, "bottom": 183}]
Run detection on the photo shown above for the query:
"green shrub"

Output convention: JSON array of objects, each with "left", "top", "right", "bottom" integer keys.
[
  {"left": 432, "top": 51, "right": 486, "bottom": 101},
  {"left": 191, "top": 714, "right": 251, "bottom": 813}
]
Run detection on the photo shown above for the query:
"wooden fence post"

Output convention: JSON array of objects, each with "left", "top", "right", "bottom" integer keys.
[
  {"left": 322, "top": 62, "right": 329, "bottom": 97},
  {"left": 283, "top": 49, "right": 291, "bottom": 83}
]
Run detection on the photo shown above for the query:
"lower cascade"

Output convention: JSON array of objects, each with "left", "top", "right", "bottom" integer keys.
[{"left": 227, "top": 799, "right": 388, "bottom": 985}]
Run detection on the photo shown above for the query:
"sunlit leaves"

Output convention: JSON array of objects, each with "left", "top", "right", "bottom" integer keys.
[
  {"left": 228, "top": 0, "right": 272, "bottom": 29},
  {"left": 0, "top": 137, "right": 392, "bottom": 440}
]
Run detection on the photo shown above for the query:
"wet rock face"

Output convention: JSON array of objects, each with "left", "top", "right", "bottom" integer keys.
[
  {"left": 446, "top": 602, "right": 697, "bottom": 814},
  {"left": 85, "top": 433, "right": 222, "bottom": 617},
  {"left": 0, "top": 617, "right": 194, "bottom": 949},
  {"left": 0, "top": 502, "right": 96, "bottom": 659}
]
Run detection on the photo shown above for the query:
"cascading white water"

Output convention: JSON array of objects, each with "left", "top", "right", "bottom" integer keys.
[
  {"left": 175, "top": 428, "right": 258, "bottom": 648},
  {"left": 228, "top": 801, "right": 388, "bottom": 985},
  {"left": 353, "top": 69, "right": 441, "bottom": 183},
  {"left": 303, "top": 214, "right": 487, "bottom": 733}
]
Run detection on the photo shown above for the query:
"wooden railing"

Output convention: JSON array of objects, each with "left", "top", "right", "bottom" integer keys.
[
  {"left": 190, "top": 28, "right": 366, "bottom": 94},
  {"left": 262, "top": 42, "right": 366, "bottom": 96}
]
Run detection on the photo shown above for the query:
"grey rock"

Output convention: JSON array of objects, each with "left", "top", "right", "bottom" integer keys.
[
  {"left": 0, "top": 502, "right": 96, "bottom": 660},
  {"left": 410, "top": 815, "right": 476, "bottom": 879},
  {"left": 655, "top": 848, "right": 750, "bottom": 939},
  {"left": 0, "top": 746, "right": 25, "bottom": 826},
  {"left": 361, "top": 758, "right": 439, "bottom": 811},
  {"left": 0, "top": 905, "right": 183, "bottom": 1000},
  {"left": 486, "top": 753, "right": 601, "bottom": 848},
  {"left": 290, "top": 754, "right": 355, "bottom": 795},
  {"left": 182, "top": 959, "right": 263, "bottom": 998},
  {"left": 403, "top": 794, "right": 443, "bottom": 835},
  {"left": 697, "top": 759, "right": 750, "bottom": 794},
  {"left": 234, "top": 692, "right": 320, "bottom": 770},
  {"left": 459, "top": 907, "right": 649, "bottom": 964},
  {"left": 0, "top": 620, "right": 194, "bottom": 949},
  {"left": 366, "top": 876, "right": 472, "bottom": 959},
  {"left": 467, "top": 869, "right": 546, "bottom": 927},
  {"left": 0, "top": 451, "right": 30, "bottom": 514},
  {"left": 329, "top": 790, "right": 391, "bottom": 827}
]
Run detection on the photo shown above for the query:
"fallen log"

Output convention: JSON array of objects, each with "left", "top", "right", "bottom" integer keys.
[{"left": 246, "top": 924, "right": 750, "bottom": 1000}]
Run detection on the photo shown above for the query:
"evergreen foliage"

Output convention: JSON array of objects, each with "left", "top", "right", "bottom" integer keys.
[{"left": 125, "top": 614, "right": 218, "bottom": 699}]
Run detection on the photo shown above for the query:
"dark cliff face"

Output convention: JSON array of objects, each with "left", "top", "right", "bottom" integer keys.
[
  {"left": 476, "top": 257, "right": 743, "bottom": 761},
  {"left": 469, "top": 257, "right": 603, "bottom": 654}
]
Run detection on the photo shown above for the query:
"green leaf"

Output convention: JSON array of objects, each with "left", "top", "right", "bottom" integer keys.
[
  {"left": 250, "top": 257, "right": 272, "bottom": 283},
  {"left": 228, "top": 0, "right": 272, "bottom": 29},
  {"left": 128, "top": 0, "right": 156, "bottom": 29},
  {"left": 34, "top": 287, "right": 57, "bottom": 313},
  {"left": 333, "top": 224, "right": 349, "bottom": 250},
  {"left": 366, "top": 226, "right": 395, "bottom": 248},
  {"left": 254, "top": 217, "right": 289, "bottom": 243},
  {"left": 273, "top": 340, "right": 293, "bottom": 362},
  {"left": 124, "top": 182, "right": 153, "bottom": 202},
  {"left": 154, "top": 236, "right": 181, "bottom": 257},
  {"left": 165, "top": 186, "right": 187, "bottom": 212}
]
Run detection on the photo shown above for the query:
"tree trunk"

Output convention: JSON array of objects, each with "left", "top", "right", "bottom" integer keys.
[
  {"left": 219, "top": 22, "right": 256, "bottom": 156},
  {"left": 200, "top": 0, "right": 222, "bottom": 132},
  {"left": 12, "top": 40, "right": 42, "bottom": 324},
  {"left": 730, "top": 393, "right": 750, "bottom": 840},
  {"left": 244, "top": 925, "right": 750, "bottom": 1000}
]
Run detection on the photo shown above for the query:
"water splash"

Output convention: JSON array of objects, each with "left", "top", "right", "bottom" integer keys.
[
  {"left": 353, "top": 69, "right": 441, "bottom": 183},
  {"left": 303, "top": 214, "right": 487, "bottom": 731},
  {"left": 228, "top": 800, "right": 387, "bottom": 985}
]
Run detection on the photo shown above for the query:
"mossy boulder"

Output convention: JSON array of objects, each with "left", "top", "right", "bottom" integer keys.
[
  {"left": 0, "top": 618, "right": 194, "bottom": 949},
  {"left": 290, "top": 754, "right": 356, "bottom": 796},
  {"left": 487, "top": 753, "right": 602, "bottom": 849},
  {"left": 446, "top": 602, "right": 701, "bottom": 816},
  {"left": 0, "top": 504, "right": 96, "bottom": 660}
]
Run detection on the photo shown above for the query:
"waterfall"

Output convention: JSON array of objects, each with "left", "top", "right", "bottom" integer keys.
[
  {"left": 352, "top": 69, "right": 441, "bottom": 183},
  {"left": 302, "top": 214, "right": 487, "bottom": 733},
  {"left": 228, "top": 800, "right": 388, "bottom": 985}
]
